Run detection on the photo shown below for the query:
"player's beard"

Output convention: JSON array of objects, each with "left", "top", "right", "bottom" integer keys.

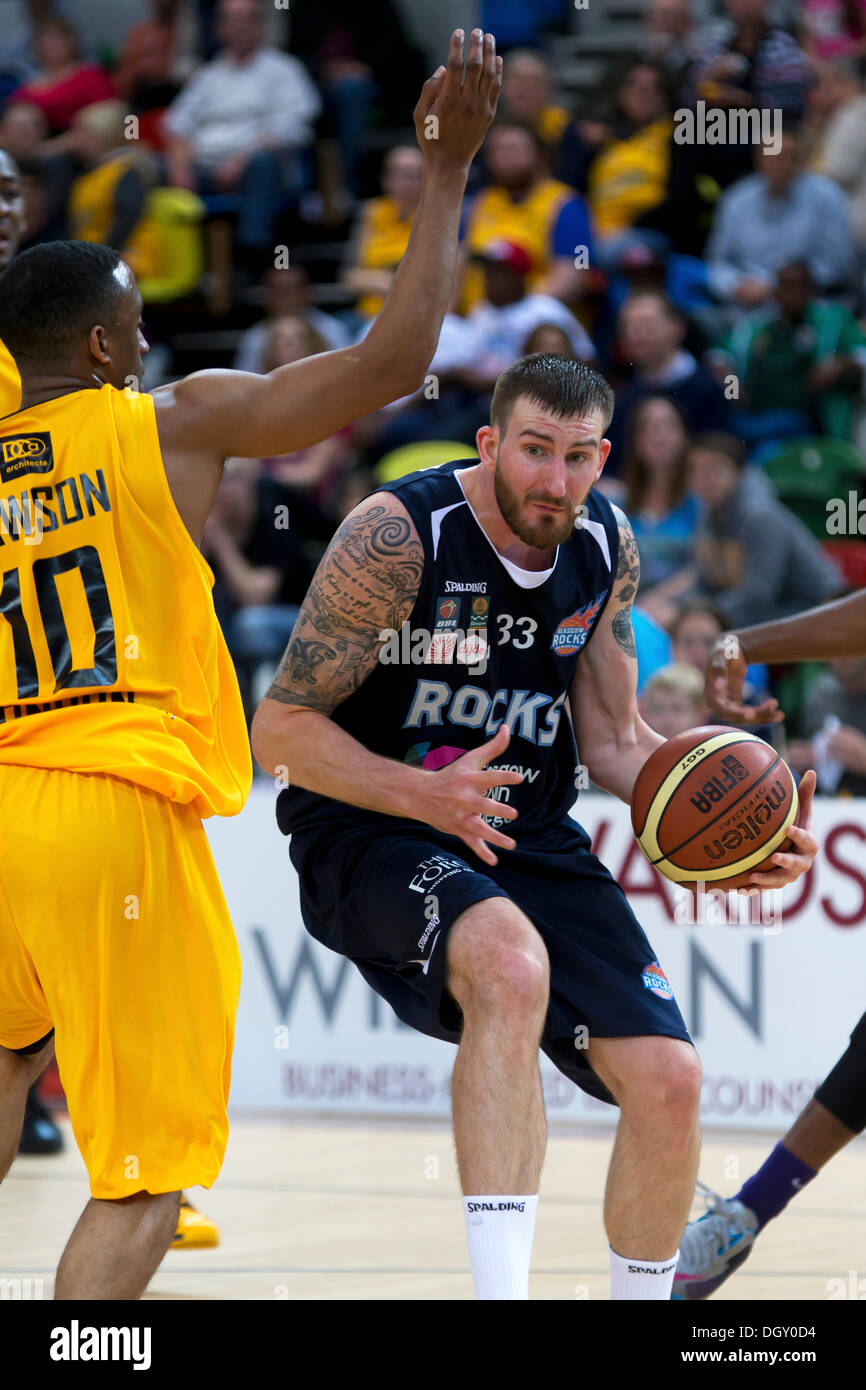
[{"left": 493, "top": 458, "right": 580, "bottom": 549}]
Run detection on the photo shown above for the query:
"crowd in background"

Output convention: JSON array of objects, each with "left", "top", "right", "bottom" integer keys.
[{"left": 1, "top": 0, "right": 866, "bottom": 793}]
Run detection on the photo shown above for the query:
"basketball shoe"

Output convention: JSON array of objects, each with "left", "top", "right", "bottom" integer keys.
[
  {"left": 171, "top": 1196, "right": 220, "bottom": 1249},
  {"left": 671, "top": 1182, "right": 758, "bottom": 1300}
]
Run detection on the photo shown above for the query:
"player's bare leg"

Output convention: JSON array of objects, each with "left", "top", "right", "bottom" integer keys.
[
  {"left": 55, "top": 1190, "right": 182, "bottom": 1300},
  {"left": 0, "top": 1036, "right": 54, "bottom": 1178},
  {"left": 782, "top": 1098, "right": 856, "bottom": 1168},
  {"left": 589, "top": 1035, "right": 701, "bottom": 1299},
  {"left": 446, "top": 899, "right": 549, "bottom": 1298}
]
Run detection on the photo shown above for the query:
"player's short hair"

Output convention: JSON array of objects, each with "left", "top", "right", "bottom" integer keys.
[
  {"left": 491, "top": 354, "right": 615, "bottom": 436},
  {"left": 0, "top": 241, "right": 127, "bottom": 366},
  {"left": 689, "top": 431, "right": 747, "bottom": 470}
]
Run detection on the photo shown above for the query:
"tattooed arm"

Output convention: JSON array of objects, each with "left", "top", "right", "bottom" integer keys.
[
  {"left": 250, "top": 492, "right": 523, "bottom": 858},
  {"left": 568, "top": 505, "right": 665, "bottom": 803},
  {"left": 251, "top": 492, "right": 423, "bottom": 806}
]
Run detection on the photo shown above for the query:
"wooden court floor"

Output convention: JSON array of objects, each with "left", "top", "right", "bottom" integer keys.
[{"left": 3, "top": 1114, "right": 864, "bottom": 1300}]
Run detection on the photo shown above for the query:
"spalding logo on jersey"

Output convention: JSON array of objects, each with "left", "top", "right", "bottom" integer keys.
[{"left": 550, "top": 590, "right": 608, "bottom": 656}]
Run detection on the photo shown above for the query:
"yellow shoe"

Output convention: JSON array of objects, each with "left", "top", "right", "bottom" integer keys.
[{"left": 171, "top": 1195, "right": 220, "bottom": 1249}]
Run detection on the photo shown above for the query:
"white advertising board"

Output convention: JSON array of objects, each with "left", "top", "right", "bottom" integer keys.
[{"left": 206, "top": 789, "right": 866, "bottom": 1130}]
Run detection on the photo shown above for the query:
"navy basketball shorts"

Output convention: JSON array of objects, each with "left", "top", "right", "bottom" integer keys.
[{"left": 289, "top": 819, "right": 692, "bottom": 1105}]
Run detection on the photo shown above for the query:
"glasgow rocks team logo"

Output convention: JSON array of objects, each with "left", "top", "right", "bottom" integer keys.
[{"left": 550, "top": 590, "right": 608, "bottom": 656}]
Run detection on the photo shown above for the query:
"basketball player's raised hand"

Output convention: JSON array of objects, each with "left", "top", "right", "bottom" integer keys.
[
  {"left": 421, "top": 723, "right": 524, "bottom": 867},
  {"left": 413, "top": 29, "right": 502, "bottom": 174},
  {"left": 705, "top": 634, "right": 784, "bottom": 726}
]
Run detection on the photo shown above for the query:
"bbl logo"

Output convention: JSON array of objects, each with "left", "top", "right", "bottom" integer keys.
[
  {"left": 435, "top": 596, "right": 460, "bottom": 629},
  {"left": 0, "top": 432, "right": 54, "bottom": 483}
]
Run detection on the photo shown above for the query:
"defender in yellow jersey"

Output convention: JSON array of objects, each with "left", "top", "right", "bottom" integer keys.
[
  {"left": 0, "top": 27, "right": 502, "bottom": 1300},
  {"left": 0, "top": 143, "right": 221, "bottom": 1241}
]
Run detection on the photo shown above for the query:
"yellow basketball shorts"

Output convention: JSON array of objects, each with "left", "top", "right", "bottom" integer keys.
[{"left": 0, "top": 764, "right": 241, "bottom": 1199}]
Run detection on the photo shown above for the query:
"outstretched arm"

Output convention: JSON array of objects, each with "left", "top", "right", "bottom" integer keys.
[
  {"left": 569, "top": 507, "right": 664, "bottom": 803},
  {"left": 153, "top": 31, "right": 501, "bottom": 466},
  {"left": 705, "top": 589, "right": 866, "bottom": 725}
]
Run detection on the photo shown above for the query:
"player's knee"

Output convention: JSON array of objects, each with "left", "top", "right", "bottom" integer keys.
[
  {"left": 448, "top": 904, "right": 549, "bottom": 1020},
  {"left": 621, "top": 1042, "right": 702, "bottom": 1131}
]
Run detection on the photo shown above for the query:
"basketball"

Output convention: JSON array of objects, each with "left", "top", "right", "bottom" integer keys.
[{"left": 631, "top": 726, "right": 799, "bottom": 890}]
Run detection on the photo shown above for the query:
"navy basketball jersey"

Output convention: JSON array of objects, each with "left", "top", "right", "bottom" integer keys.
[{"left": 277, "top": 459, "right": 621, "bottom": 841}]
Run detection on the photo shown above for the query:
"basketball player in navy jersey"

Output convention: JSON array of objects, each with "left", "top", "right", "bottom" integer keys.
[
  {"left": 252, "top": 355, "right": 818, "bottom": 1301},
  {"left": 673, "top": 589, "right": 866, "bottom": 1299}
]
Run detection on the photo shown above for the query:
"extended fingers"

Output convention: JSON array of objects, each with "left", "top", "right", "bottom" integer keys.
[{"left": 464, "top": 28, "right": 484, "bottom": 83}]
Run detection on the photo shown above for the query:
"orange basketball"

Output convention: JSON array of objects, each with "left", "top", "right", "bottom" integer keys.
[{"left": 631, "top": 726, "right": 798, "bottom": 890}]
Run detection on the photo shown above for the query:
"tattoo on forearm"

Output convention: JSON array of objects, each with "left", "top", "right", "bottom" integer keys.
[{"left": 265, "top": 502, "right": 423, "bottom": 712}]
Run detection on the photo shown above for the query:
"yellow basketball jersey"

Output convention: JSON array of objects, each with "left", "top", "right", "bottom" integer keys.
[
  {"left": 0, "top": 384, "right": 252, "bottom": 817},
  {"left": 461, "top": 179, "right": 574, "bottom": 312},
  {"left": 357, "top": 196, "right": 414, "bottom": 320},
  {"left": 0, "top": 339, "right": 21, "bottom": 416}
]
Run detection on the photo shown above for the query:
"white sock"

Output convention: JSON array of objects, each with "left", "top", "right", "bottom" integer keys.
[
  {"left": 609, "top": 1246, "right": 679, "bottom": 1300},
  {"left": 462, "top": 1195, "right": 538, "bottom": 1300}
]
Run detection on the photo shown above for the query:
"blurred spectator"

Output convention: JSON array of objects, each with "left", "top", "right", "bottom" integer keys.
[
  {"left": 690, "top": 0, "right": 813, "bottom": 124},
  {"left": 788, "top": 656, "right": 866, "bottom": 794},
  {"left": 288, "top": 0, "right": 425, "bottom": 198},
  {"left": 687, "top": 431, "right": 841, "bottom": 626},
  {"left": 621, "top": 396, "right": 700, "bottom": 605},
  {"left": 523, "top": 321, "right": 579, "bottom": 356},
  {"left": 705, "top": 128, "right": 856, "bottom": 315},
  {"left": 14, "top": 17, "right": 115, "bottom": 133},
  {"left": 461, "top": 119, "right": 594, "bottom": 309},
  {"left": 113, "top": 0, "right": 197, "bottom": 100},
  {"left": 632, "top": 605, "right": 674, "bottom": 692},
  {"left": 801, "top": 0, "right": 866, "bottom": 61},
  {"left": 500, "top": 50, "right": 569, "bottom": 149},
  {"left": 668, "top": 596, "right": 778, "bottom": 738},
  {"left": 607, "top": 290, "right": 731, "bottom": 464},
  {"left": 0, "top": 99, "right": 47, "bottom": 164},
  {"left": 361, "top": 239, "right": 597, "bottom": 453},
  {"left": 163, "top": 0, "right": 320, "bottom": 260},
  {"left": 644, "top": 0, "right": 702, "bottom": 88},
  {"left": 584, "top": 61, "right": 674, "bottom": 262},
  {"left": 341, "top": 144, "right": 422, "bottom": 323},
  {"left": 807, "top": 58, "right": 866, "bottom": 246},
  {"left": 640, "top": 662, "right": 707, "bottom": 738},
  {"left": 0, "top": 99, "right": 72, "bottom": 243},
  {"left": 256, "top": 316, "right": 356, "bottom": 509},
  {"left": 234, "top": 264, "right": 350, "bottom": 372},
  {"left": 203, "top": 456, "right": 334, "bottom": 714},
  {"left": 65, "top": 102, "right": 160, "bottom": 276},
  {"left": 450, "top": 239, "right": 596, "bottom": 394},
  {"left": 669, "top": 600, "right": 728, "bottom": 673},
  {"left": 710, "top": 260, "right": 866, "bottom": 444},
  {"left": 113, "top": 0, "right": 199, "bottom": 151}
]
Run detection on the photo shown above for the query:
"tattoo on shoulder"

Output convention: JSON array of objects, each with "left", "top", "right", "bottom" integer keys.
[
  {"left": 608, "top": 505, "right": 639, "bottom": 658},
  {"left": 265, "top": 500, "right": 423, "bottom": 712},
  {"left": 611, "top": 505, "right": 640, "bottom": 588}
]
